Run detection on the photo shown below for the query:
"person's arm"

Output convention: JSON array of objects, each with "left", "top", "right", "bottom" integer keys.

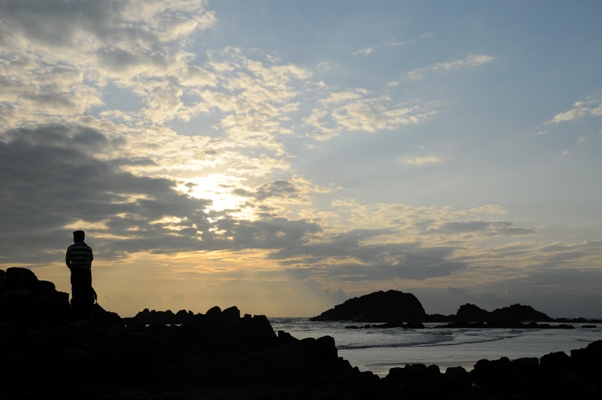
[{"left": 66, "top": 249, "right": 72, "bottom": 269}]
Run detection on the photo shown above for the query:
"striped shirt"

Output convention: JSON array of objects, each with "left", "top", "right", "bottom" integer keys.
[{"left": 66, "top": 242, "right": 94, "bottom": 270}]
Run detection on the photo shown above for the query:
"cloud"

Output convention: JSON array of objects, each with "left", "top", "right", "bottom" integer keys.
[
  {"left": 0, "top": 0, "right": 217, "bottom": 129},
  {"left": 282, "top": 243, "right": 468, "bottom": 282},
  {"left": 433, "top": 221, "right": 536, "bottom": 236},
  {"left": 0, "top": 56, "right": 104, "bottom": 123},
  {"left": 0, "top": 125, "right": 321, "bottom": 263},
  {"left": 265, "top": 226, "right": 469, "bottom": 281},
  {"left": 401, "top": 155, "right": 441, "bottom": 165},
  {"left": 548, "top": 96, "right": 602, "bottom": 123},
  {"left": 305, "top": 90, "right": 436, "bottom": 139},
  {"left": 234, "top": 179, "right": 304, "bottom": 203},
  {"left": 0, "top": 0, "right": 215, "bottom": 52},
  {"left": 1, "top": 3, "right": 313, "bottom": 190},
  {"left": 352, "top": 47, "right": 373, "bottom": 56},
  {"left": 405, "top": 54, "right": 495, "bottom": 81},
  {"left": 350, "top": 37, "right": 415, "bottom": 57},
  {"left": 473, "top": 267, "right": 602, "bottom": 318},
  {"left": 2, "top": 1, "right": 601, "bottom": 321}
]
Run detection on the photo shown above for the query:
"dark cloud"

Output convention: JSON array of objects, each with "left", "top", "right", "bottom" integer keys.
[
  {"left": 273, "top": 229, "right": 468, "bottom": 281},
  {"left": 0, "top": 0, "right": 210, "bottom": 50},
  {"left": 484, "top": 240, "right": 602, "bottom": 269},
  {"left": 233, "top": 179, "right": 302, "bottom": 203},
  {"left": 0, "top": 123, "right": 470, "bottom": 283},
  {"left": 97, "top": 48, "right": 170, "bottom": 74},
  {"left": 0, "top": 124, "right": 320, "bottom": 263},
  {"left": 0, "top": 0, "right": 140, "bottom": 50},
  {"left": 111, "top": 157, "right": 158, "bottom": 167},
  {"left": 473, "top": 268, "right": 602, "bottom": 318},
  {"left": 446, "top": 287, "right": 466, "bottom": 297}
]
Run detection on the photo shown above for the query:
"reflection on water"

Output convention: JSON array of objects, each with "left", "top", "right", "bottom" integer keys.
[{"left": 269, "top": 318, "right": 602, "bottom": 376}]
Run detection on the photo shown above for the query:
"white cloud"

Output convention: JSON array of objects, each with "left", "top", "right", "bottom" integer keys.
[
  {"left": 0, "top": 0, "right": 216, "bottom": 130},
  {"left": 305, "top": 90, "right": 436, "bottom": 139},
  {"left": 438, "top": 54, "right": 495, "bottom": 69},
  {"left": 405, "top": 54, "right": 496, "bottom": 81},
  {"left": 352, "top": 47, "right": 373, "bottom": 56},
  {"left": 401, "top": 155, "right": 441, "bottom": 165},
  {"left": 548, "top": 96, "right": 602, "bottom": 123}
]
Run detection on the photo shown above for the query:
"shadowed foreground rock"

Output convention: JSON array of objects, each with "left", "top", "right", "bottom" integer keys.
[
  {"left": 2, "top": 267, "right": 602, "bottom": 399},
  {"left": 1, "top": 268, "right": 374, "bottom": 399}
]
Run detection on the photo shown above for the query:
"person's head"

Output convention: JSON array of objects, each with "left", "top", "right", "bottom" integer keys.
[{"left": 73, "top": 230, "right": 85, "bottom": 243}]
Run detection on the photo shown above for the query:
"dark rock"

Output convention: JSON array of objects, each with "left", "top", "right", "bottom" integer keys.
[
  {"left": 310, "top": 290, "right": 427, "bottom": 322},
  {"left": 4, "top": 268, "right": 602, "bottom": 400},
  {"left": 126, "top": 307, "right": 211, "bottom": 326},
  {"left": 205, "top": 305, "right": 222, "bottom": 319},
  {"left": 540, "top": 351, "right": 570, "bottom": 369},
  {"left": 222, "top": 305, "right": 241, "bottom": 322},
  {"left": 386, "top": 363, "right": 429, "bottom": 381},
  {"left": 455, "top": 303, "right": 490, "bottom": 322},
  {"left": 277, "top": 329, "right": 298, "bottom": 344},
  {"left": 453, "top": 302, "right": 553, "bottom": 323},
  {"left": 444, "top": 366, "right": 472, "bottom": 392},
  {"left": 26, "top": 325, "right": 77, "bottom": 351},
  {"left": 437, "top": 319, "right": 574, "bottom": 329},
  {"left": 0, "top": 267, "right": 71, "bottom": 329},
  {"left": 491, "top": 303, "right": 553, "bottom": 321},
  {"left": 4, "top": 267, "right": 38, "bottom": 290},
  {"left": 471, "top": 356, "right": 511, "bottom": 385},
  {"left": 175, "top": 309, "right": 194, "bottom": 323},
  {"left": 424, "top": 313, "right": 454, "bottom": 322}
]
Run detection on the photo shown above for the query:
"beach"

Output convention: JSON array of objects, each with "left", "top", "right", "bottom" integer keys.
[{"left": 270, "top": 318, "right": 602, "bottom": 375}]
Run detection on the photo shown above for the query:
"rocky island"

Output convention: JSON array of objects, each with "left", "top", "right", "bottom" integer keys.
[
  {"left": 310, "top": 289, "right": 579, "bottom": 330},
  {"left": 2, "top": 268, "right": 601, "bottom": 399},
  {"left": 310, "top": 290, "right": 427, "bottom": 323}
]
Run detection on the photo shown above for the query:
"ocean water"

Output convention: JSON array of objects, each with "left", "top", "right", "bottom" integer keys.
[{"left": 269, "top": 318, "right": 602, "bottom": 376}]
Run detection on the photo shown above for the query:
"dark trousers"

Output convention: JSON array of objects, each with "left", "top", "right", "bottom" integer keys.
[{"left": 70, "top": 268, "right": 93, "bottom": 317}]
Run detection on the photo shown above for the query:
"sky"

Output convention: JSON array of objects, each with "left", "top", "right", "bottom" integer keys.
[{"left": 1, "top": 0, "right": 601, "bottom": 318}]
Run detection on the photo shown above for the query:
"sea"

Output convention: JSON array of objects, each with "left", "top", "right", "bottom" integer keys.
[{"left": 268, "top": 318, "right": 602, "bottom": 376}]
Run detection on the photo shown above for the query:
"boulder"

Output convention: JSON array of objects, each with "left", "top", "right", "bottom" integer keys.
[
  {"left": 444, "top": 366, "right": 472, "bottom": 392},
  {"left": 540, "top": 351, "right": 571, "bottom": 369},
  {"left": 471, "top": 356, "right": 510, "bottom": 385},
  {"left": 0, "top": 267, "right": 71, "bottom": 329}
]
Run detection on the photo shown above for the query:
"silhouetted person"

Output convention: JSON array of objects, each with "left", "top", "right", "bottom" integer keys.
[{"left": 66, "top": 230, "right": 94, "bottom": 318}]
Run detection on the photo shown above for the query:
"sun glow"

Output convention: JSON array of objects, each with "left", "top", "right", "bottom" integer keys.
[{"left": 179, "top": 175, "right": 251, "bottom": 216}]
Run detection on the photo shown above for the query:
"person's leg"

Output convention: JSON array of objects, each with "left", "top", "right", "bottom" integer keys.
[
  {"left": 71, "top": 269, "right": 92, "bottom": 317},
  {"left": 82, "top": 270, "right": 93, "bottom": 316}
]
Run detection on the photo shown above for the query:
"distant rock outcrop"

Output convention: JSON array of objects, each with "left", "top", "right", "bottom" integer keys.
[
  {"left": 310, "top": 290, "right": 427, "bottom": 322},
  {"left": 455, "top": 303, "right": 553, "bottom": 322},
  {"left": 311, "top": 289, "right": 555, "bottom": 325},
  {"left": 455, "top": 303, "right": 491, "bottom": 322},
  {"left": 490, "top": 303, "right": 553, "bottom": 322}
]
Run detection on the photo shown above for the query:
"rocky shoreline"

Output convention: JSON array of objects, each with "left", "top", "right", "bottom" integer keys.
[{"left": 2, "top": 267, "right": 602, "bottom": 399}]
